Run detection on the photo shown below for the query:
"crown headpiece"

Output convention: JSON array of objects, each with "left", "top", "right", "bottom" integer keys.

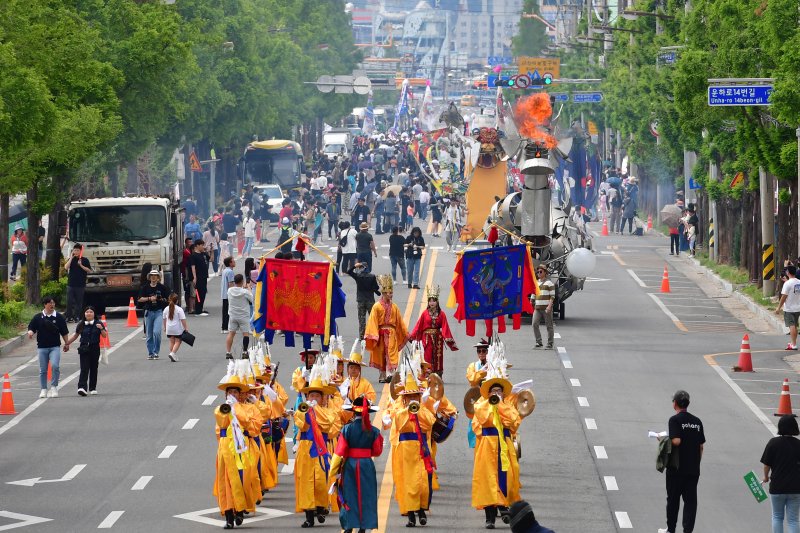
[
  {"left": 426, "top": 285, "right": 440, "bottom": 300},
  {"left": 377, "top": 274, "right": 394, "bottom": 293}
]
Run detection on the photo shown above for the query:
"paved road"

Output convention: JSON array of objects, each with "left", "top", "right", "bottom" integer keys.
[{"left": 0, "top": 224, "right": 795, "bottom": 532}]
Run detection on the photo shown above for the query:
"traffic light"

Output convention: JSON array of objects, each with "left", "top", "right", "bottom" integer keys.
[{"left": 543, "top": 74, "right": 553, "bottom": 85}]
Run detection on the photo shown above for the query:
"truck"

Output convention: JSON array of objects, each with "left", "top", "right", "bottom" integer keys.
[
  {"left": 322, "top": 129, "right": 353, "bottom": 159},
  {"left": 62, "top": 196, "right": 185, "bottom": 315}
]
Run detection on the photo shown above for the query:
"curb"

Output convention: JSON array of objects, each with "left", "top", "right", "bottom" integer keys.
[
  {"left": 687, "top": 257, "right": 787, "bottom": 335},
  {"left": 0, "top": 331, "right": 27, "bottom": 357}
]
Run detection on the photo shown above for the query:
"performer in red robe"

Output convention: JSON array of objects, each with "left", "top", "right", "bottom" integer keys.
[{"left": 408, "top": 287, "right": 458, "bottom": 375}]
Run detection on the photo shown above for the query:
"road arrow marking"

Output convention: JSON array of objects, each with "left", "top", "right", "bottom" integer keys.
[
  {"left": 174, "top": 507, "right": 291, "bottom": 526},
  {"left": 6, "top": 464, "right": 86, "bottom": 487},
  {"left": 0, "top": 511, "right": 53, "bottom": 531}
]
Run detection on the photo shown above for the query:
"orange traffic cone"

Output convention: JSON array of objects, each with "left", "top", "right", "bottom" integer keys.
[
  {"left": 601, "top": 217, "right": 609, "bottom": 236},
  {"left": 647, "top": 215, "right": 653, "bottom": 231},
  {"left": 0, "top": 373, "right": 17, "bottom": 415},
  {"left": 126, "top": 297, "right": 139, "bottom": 327},
  {"left": 660, "top": 266, "right": 671, "bottom": 293},
  {"left": 733, "top": 334, "right": 754, "bottom": 372},
  {"left": 775, "top": 378, "right": 794, "bottom": 417},
  {"left": 100, "top": 315, "right": 111, "bottom": 348}
]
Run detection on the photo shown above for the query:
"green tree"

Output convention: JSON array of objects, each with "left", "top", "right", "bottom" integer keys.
[{"left": 512, "top": 0, "right": 550, "bottom": 58}]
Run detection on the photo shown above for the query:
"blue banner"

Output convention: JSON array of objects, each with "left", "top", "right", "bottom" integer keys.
[{"left": 461, "top": 245, "right": 526, "bottom": 320}]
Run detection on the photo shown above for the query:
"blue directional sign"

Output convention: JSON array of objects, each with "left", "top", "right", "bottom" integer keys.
[
  {"left": 572, "top": 92, "right": 604, "bottom": 103},
  {"left": 658, "top": 52, "right": 676, "bottom": 65},
  {"left": 708, "top": 85, "right": 772, "bottom": 106},
  {"left": 551, "top": 93, "right": 569, "bottom": 102},
  {"left": 488, "top": 56, "right": 513, "bottom": 66},
  {"left": 689, "top": 177, "right": 702, "bottom": 190}
]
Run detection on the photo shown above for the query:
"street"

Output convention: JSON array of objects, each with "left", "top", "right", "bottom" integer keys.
[{"left": 0, "top": 225, "right": 795, "bottom": 532}]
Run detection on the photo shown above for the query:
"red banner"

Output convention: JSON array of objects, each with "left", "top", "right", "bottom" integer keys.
[{"left": 265, "top": 259, "right": 331, "bottom": 336}]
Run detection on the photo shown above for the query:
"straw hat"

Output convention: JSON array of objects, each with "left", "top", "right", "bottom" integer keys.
[{"left": 217, "top": 374, "right": 248, "bottom": 392}]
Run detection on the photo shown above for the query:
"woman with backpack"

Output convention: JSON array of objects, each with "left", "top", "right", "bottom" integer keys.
[{"left": 64, "top": 306, "right": 107, "bottom": 396}]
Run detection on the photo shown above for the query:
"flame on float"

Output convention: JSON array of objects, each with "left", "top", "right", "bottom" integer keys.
[{"left": 515, "top": 93, "right": 557, "bottom": 149}]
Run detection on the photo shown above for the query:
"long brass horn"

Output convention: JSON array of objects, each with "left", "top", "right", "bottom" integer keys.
[
  {"left": 515, "top": 389, "right": 536, "bottom": 418},
  {"left": 428, "top": 373, "right": 445, "bottom": 401},
  {"left": 463, "top": 386, "right": 481, "bottom": 415}
]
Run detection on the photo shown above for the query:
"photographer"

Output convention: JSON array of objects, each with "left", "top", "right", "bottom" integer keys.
[
  {"left": 138, "top": 269, "right": 169, "bottom": 360},
  {"left": 64, "top": 244, "right": 91, "bottom": 323},
  {"left": 404, "top": 226, "right": 425, "bottom": 289}
]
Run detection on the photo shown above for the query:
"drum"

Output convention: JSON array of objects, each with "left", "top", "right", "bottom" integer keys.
[{"left": 431, "top": 413, "right": 457, "bottom": 444}]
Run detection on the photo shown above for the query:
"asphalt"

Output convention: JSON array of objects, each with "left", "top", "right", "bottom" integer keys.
[{"left": 0, "top": 223, "right": 796, "bottom": 533}]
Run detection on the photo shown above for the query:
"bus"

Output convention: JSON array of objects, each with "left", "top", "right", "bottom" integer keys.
[{"left": 241, "top": 140, "right": 305, "bottom": 190}]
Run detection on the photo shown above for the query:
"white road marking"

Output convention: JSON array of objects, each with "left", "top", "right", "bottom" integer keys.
[
  {"left": 743, "top": 391, "right": 797, "bottom": 396},
  {"left": 577, "top": 397, "right": 589, "bottom": 407},
  {"left": 585, "top": 418, "right": 597, "bottom": 430},
  {"left": 711, "top": 365, "right": 777, "bottom": 436},
  {"left": 615, "top": 511, "right": 633, "bottom": 528},
  {"left": 430, "top": 246, "right": 444, "bottom": 250},
  {"left": 131, "top": 476, "right": 153, "bottom": 491},
  {"left": 570, "top": 379, "right": 581, "bottom": 387},
  {"left": 174, "top": 507, "right": 292, "bottom": 526},
  {"left": 0, "top": 327, "right": 143, "bottom": 439},
  {"left": 202, "top": 395, "right": 217, "bottom": 406},
  {"left": 0, "top": 510, "right": 53, "bottom": 530},
  {"left": 733, "top": 379, "right": 793, "bottom": 383},
  {"left": 626, "top": 269, "right": 647, "bottom": 287},
  {"left": 279, "top": 459, "right": 295, "bottom": 475},
  {"left": 554, "top": 332, "right": 561, "bottom": 339},
  {"left": 380, "top": 244, "right": 389, "bottom": 248},
  {"left": 648, "top": 293, "right": 682, "bottom": 322},
  {"left": 182, "top": 418, "right": 199, "bottom": 430},
  {"left": 158, "top": 445, "right": 178, "bottom": 459},
  {"left": 8, "top": 464, "right": 88, "bottom": 486},
  {"left": 98, "top": 511, "right": 125, "bottom": 528},
  {"left": 557, "top": 346, "right": 567, "bottom": 354},
  {"left": 594, "top": 445, "right": 608, "bottom": 459},
  {"left": 563, "top": 361, "right": 573, "bottom": 369},
  {"left": 604, "top": 476, "right": 618, "bottom": 490},
  {"left": 9, "top": 355, "right": 39, "bottom": 377}
]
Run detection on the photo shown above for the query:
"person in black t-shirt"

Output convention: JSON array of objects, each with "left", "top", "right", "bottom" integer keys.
[
  {"left": 404, "top": 227, "right": 425, "bottom": 289},
  {"left": 661, "top": 390, "right": 705, "bottom": 533},
  {"left": 388, "top": 226, "right": 407, "bottom": 283},
  {"left": 354, "top": 223, "right": 377, "bottom": 273},
  {"left": 65, "top": 244, "right": 91, "bottom": 322},
  {"left": 138, "top": 270, "right": 169, "bottom": 359},
  {"left": 188, "top": 239, "right": 210, "bottom": 316},
  {"left": 760, "top": 415, "right": 800, "bottom": 532}
]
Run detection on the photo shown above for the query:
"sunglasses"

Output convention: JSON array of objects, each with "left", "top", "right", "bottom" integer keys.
[{"left": 477, "top": 348, "right": 488, "bottom": 353}]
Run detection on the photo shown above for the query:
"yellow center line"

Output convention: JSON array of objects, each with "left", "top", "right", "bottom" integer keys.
[
  {"left": 426, "top": 219, "right": 434, "bottom": 235},
  {"left": 374, "top": 249, "right": 439, "bottom": 533}
]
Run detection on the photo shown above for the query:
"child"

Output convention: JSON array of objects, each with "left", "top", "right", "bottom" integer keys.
[
  {"left": 406, "top": 203, "right": 415, "bottom": 232},
  {"left": 163, "top": 293, "right": 188, "bottom": 362},
  {"left": 219, "top": 232, "right": 231, "bottom": 263}
]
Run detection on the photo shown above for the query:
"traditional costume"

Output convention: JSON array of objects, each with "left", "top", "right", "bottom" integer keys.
[
  {"left": 338, "top": 340, "right": 377, "bottom": 424},
  {"left": 365, "top": 275, "right": 408, "bottom": 381},
  {"left": 329, "top": 397, "right": 384, "bottom": 533},
  {"left": 465, "top": 339, "right": 490, "bottom": 448},
  {"left": 408, "top": 286, "right": 458, "bottom": 374}
]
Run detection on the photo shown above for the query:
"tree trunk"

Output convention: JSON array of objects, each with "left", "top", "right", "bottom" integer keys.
[
  {"left": 126, "top": 161, "right": 138, "bottom": 195},
  {"left": 0, "top": 193, "right": 8, "bottom": 283},
  {"left": 109, "top": 165, "right": 119, "bottom": 197},
  {"left": 46, "top": 201, "right": 64, "bottom": 279},
  {"left": 26, "top": 184, "right": 41, "bottom": 305}
]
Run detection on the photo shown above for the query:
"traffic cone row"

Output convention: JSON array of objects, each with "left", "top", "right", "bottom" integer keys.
[
  {"left": 775, "top": 378, "right": 794, "bottom": 417},
  {"left": 126, "top": 297, "right": 139, "bottom": 327},
  {"left": 733, "top": 334, "right": 754, "bottom": 372},
  {"left": 100, "top": 315, "right": 111, "bottom": 349},
  {"left": 0, "top": 373, "right": 17, "bottom": 415},
  {"left": 601, "top": 216, "right": 609, "bottom": 236},
  {"left": 660, "top": 265, "right": 671, "bottom": 293}
]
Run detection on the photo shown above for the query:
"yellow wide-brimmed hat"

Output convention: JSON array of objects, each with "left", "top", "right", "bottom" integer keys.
[
  {"left": 346, "top": 351, "right": 368, "bottom": 367},
  {"left": 398, "top": 372, "right": 423, "bottom": 396},
  {"left": 480, "top": 377, "right": 512, "bottom": 399},
  {"left": 301, "top": 376, "right": 329, "bottom": 396},
  {"left": 217, "top": 374, "right": 248, "bottom": 392}
]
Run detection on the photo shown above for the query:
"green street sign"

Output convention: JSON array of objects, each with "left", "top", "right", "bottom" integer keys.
[{"left": 743, "top": 470, "right": 767, "bottom": 503}]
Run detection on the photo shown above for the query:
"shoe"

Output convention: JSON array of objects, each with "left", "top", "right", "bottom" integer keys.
[
  {"left": 225, "top": 353, "right": 233, "bottom": 360},
  {"left": 413, "top": 285, "right": 420, "bottom": 289},
  {"left": 221, "top": 329, "right": 228, "bottom": 334},
  {"left": 224, "top": 510, "right": 235, "bottom": 529},
  {"left": 657, "top": 529, "right": 672, "bottom": 533},
  {"left": 169, "top": 353, "right": 178, "bottom": 362},
  {"left": 301, "top": 509, "right": 315, "bottom": 528},
  {"left": 90, "top": 390, "right": 97, "bottom": 395},
  {"left": 234, "top": 512, "right": 244, "bottom": 526},
  {"left": 153, "top": 354, "right": 159, "bottom": 359},
  {"left": 199, "top": 312, "right": 209, "bottom": 317},
  {"left": 546, "top": 344, "right": 554, "bottom": 350},
  {"left": 535, "top": 342, "right": 543, "bottom": 348},
  {"left": 669, "top": 252, "right": 674, "bottom": 255},
  {"left": 408, "top": 284, "right": 412, "bottom": 288},
  {"left": 39, "top": 389, "right": 47, "bottom": 399},
  {"left": 406, "top": 511, "right": 416, "bottom": 528},
  {"left": 147, "top": 354, "right": 155, "bottom": 360},
  {"left": 49, "top": 387, "right": 58, "bottom": 398},
  {"left": 485, "top": 524, "right": 495, "bottom": 530},
  {"left": 242, "top": 351, "right": 249, "bottom": 360},
  {"left": 78, "top": 388, "right": 87, "bottom": 396},
  {"left": 786, "top": 344, "right": 798, "bottom": 351},
  {"left": 418, "top": 509, "right": 427, "bottom": 526}
]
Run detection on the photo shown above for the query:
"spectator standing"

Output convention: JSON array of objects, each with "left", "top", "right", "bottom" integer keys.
[
  {"left": 64, "top": 305, "right": 107, "bottom": 395},
  {"left": 202, "top": 222, "right": 221, "bottom": 276},
  {"left": 404, "top": 226, "right": 425, "bottom": 289},
  {"left": 184, "top": 214, "right": 202, "bottom": 242},
  {"left": 183, "top": 195, "right": 197, "bottom": 219},
  {"left": 347, "top": 262, "right": 381, "bottom": 339},
  {"left": 339, "top": 221, "right": 358, "bottom": 273},
  {"left": 163, "top": 293, "right": 188, "bottom": 362},
  {"left": 351, "top": 196, "right": 371, "bottom": 227},
  {"left": 776, "top": 265, "right": 800, "bottom": 351},
  {"left": 355, "top": 222, "right": 377, "bottom": 273},
  {"left": 242, "top": 213, "right": 257, "bottom": 257},
  {"left": 384, "top": 191, "right": 399, "bottom": 229},
  {"left": 137, "top": 269, "right": 169, "bottom": 360},
  {"left": 326, "top": 198, "right": 340, "bottom": 240},
  {"left": 222, "top": 208, "right": 239, "bottom": 257},
  {"left": 10, "top": 225, "right": 27, "bottom": 281},
  {"left": 760, "top": 415, "right": 800, "bottom": 533},
  {"left": 430, "top": 193, "right": 443, "bottom": 237},
  {"left": 64, "top": 244, "right": 91, "bottom": 323},
  {"left": 686, "top": 204, "right": 699, "bottom": 257},
  {"left": 37, "top": 222, "right": 46, "bottom": 261},
  {"left": 659, "top": 390, "right": 705, "bottom": 533},
  {"left": 669, "top": 219, "right": 680, "bottom": 256},
  {"left": 188, "top": 239, "right": 210, "bottom": 316},
  {"left": 218, "top": 232, "right": 230, "bottom": 264},
  {"left": 389, "top": 226, "right": 407, "bottom": 284},
  {"left": 181, "top": 237, "right": 195, "bottom": 314},
  {"left": 620, "top": 177, "right": 638, "bottom": 235},
  {"left": 609, "top": 185, "right": 623, "bottom": 234},
  {"left": 220, "top": 256, "right": 236, "bottom": 333},
  {"left": 412, "top": 180, "right": 423, "bottom": 215},
  {"left": 418, "top": 187, "right": 430, "bottom": 221},
  {"left": 373, "top": 194, "right": 385, "bottom": 235},
  {"left": 532, "top": 266, "right": 555, "bottom": 349},
  {"left": 225, "top": 274, "right": 253, "bottom": 359},
  {"left": 27, "top": 296, "right": 70, "bottom": 398}
]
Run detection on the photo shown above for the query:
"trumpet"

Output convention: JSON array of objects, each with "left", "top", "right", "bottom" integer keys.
[
  {"left": 407, "top": 400, "right": 421, "bottom": 414},
  {"left": 219, "top": 403, "right": 232, "bottom": 414},
  {"left": 298, "top": 402, "right": 310, "bottom": 413},
  {"left": 488, "top": 393, "right": 501, "bottom": 405}
]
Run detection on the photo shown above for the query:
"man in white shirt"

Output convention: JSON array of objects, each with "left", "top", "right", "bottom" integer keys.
[
  {"left": 418, "top": 188, "right": 431, "bottom": 221},
  {"left": 338, "top": 221, "right": 359, "bottom": 273},
  {"left": 315, "top": 172, "right": 328, "bottom": 193},
  {"left": 776, "top": 265, "right": 800, "bottom": 350},
  {"left": 242, "top": 215, "right": 257, "bottom": 257}
]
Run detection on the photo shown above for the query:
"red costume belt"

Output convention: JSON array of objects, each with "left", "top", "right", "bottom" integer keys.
[{"left": 347, "top": 448, "right": 373, "bottom": 459}]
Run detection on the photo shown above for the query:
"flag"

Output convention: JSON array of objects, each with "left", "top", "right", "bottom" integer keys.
[
  {"left": 390, "top": 79, "right": 410, "bottom": 133},
  {"left": 730, "top": 171, "right": 744, "bottom": 189},
  {"left": 418, "top": 81, "right": 436, "bottom": 131},
  {"left": 451, "top": 245, "right": 538, "bottom": 337},
  {"left": 251, "top": 258, "right": 268, "bottom": 334},
  {"left": 363, "top": 90, "right": 375, "bottom": 136}
]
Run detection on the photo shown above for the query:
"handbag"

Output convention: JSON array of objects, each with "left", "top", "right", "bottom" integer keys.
[{"left": 180, "top": 330, "right": 195, "bottom": 346}]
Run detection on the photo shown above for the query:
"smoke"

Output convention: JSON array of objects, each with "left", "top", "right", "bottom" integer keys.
[{"left": 515, "top": 93, "right": 557, "bottom": 149}]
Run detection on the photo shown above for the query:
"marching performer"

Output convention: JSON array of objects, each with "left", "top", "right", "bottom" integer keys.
[
  {"left": 408, "top": 286, "right": 458, "bottom": 376},
  {"left": 292, "top": 349, "right": 320, "bottom": 443},
  {"left": 329, "top": 396, "right": 384, "bottom": 533},
  {"left": 365, "top": 274, "right": 409, "bottom": 383},
  {"left": 471, "top": 352, "right": 522, "bottom": 529},
  {"left": 383, "top": 371, "right": 436, "bottom": 528},
  {"left": 294, "top": 361, "right": 341, "bottom": 527},
  {"left": 339, "top": 339, "right": 377, "bottom": 424},
  {"left": 239, "top": 370, "right": 270, "bottom": 502},
  {"left": 465, "top": 339, "right": 490, "bottom": 448},
  {"left": 251, "top": 352, "right": 281, "bottom": 493},
  {"left": 213, "top": 364, "right": 259, "bottom": 529}
]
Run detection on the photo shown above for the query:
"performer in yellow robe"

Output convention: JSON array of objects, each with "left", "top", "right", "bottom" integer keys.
[
  {"left": 238, "top": 380, "right": 270, "bottom": 501},
  {"left": 365, "top": 275, "right": 408, "bottom": 382},
  {"left": 338, "top": 348, "right": 377, "bottom": 425},
  {"left": 291, "top": 349, "right": 319, "bottom": 393},
  {"left": 471, "top": 377, "right": 522, "bottom": 529},
  {"left": 423, "top": 391, "right": 457, "bottom": 491},
  {"left": 383, "top": 372, "right": 436, "bottom": 528},
  {"left": 213, "top": 374, "right": 257, "bottom": 529},
  {"left": 465, "top": 339, "right": 490, "bottom": 449},
  {"left": 252, "top": 364, "right": 278, "bottom": 493},
  {"left": 294, "top": 376, "right": 340, "bottom": 527}
]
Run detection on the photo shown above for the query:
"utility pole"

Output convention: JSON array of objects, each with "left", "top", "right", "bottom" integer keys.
[{"left": 760, "top": 166, "right": 775, "bottom": 296}]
